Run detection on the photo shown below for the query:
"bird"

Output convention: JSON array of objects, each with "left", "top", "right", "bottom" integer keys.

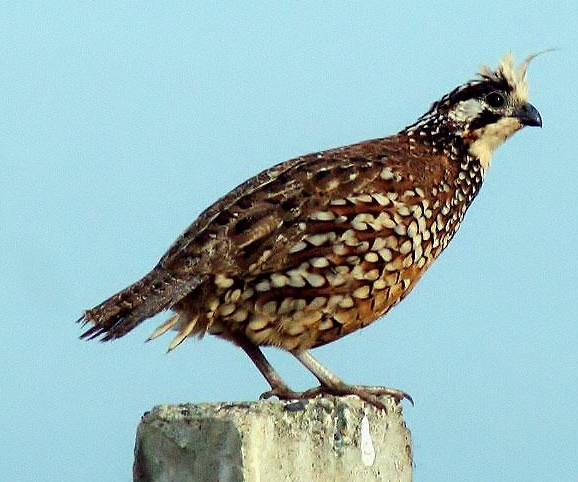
[{"left": 79, "top": 53, "right": 543, "bottom": 409}]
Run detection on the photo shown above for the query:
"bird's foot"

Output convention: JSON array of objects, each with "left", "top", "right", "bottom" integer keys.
[
  {"left": 259, "top": 382, "right": 329, "bottom": 404},
  {"left": 260, "top": 383, "right": 412, "bottom": 411},
  {"left": 323, "top": 383, "right": 413, "bottom": 408}
]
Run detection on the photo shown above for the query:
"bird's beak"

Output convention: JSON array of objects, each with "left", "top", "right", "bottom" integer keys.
[{"left": 514, "top": 102, "right": 542, "bottom": 127}]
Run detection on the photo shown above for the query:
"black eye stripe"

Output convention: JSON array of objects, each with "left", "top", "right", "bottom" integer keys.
[
  {"left": 469, "top": 111, "right": 502, "bottom": 131},
  {"left": 445, "top": 78, "right": 510, "bottom": 105}
]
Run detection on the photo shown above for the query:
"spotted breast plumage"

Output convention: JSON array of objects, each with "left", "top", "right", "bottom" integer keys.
[{"left": 79, "top": 53, "right": 543, "bottom": 409}]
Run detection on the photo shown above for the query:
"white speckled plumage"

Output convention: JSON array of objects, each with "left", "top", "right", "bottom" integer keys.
[{"left": 79, "top": 53, "right": 543, "bottom": 409}]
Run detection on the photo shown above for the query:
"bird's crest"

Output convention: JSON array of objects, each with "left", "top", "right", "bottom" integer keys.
[{"left": 478, "top": 50, "right": 552, "bottom": 103}]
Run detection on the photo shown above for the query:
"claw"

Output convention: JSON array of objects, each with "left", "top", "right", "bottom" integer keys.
[{"left": 260, "top": 383, "right": 411, "bottom": 412}]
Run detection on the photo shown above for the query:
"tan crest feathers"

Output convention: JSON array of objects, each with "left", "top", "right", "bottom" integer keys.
[
  {"left": 518, "top": 49, "right": 554, "bottom": 77},
  {"left": 479, "top": 50, "right": 553, "bottom": 102}
]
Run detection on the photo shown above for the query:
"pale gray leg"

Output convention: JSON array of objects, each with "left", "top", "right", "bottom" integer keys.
[{"left": 293, "top": 350, "right": 413, "bottom": 409}]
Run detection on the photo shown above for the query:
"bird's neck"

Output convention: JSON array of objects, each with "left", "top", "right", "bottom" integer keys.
[
  {"left": 399, "top": 119, "right": 488, "bottom": 236},
  {"left": 402, "top": 115, "right": 490, "bottom": 174}
]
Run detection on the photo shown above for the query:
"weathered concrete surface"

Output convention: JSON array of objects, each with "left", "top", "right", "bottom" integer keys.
[{"left": 134, "top": 396, "right": 412, "bottom": 482}]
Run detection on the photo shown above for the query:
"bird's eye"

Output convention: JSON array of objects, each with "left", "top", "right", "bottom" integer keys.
[{"left": 485, "top": 92, "right": 505, "bottom": 108}]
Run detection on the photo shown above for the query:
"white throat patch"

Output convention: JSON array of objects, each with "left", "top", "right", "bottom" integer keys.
[{"left": 468, "top": 117, "right": 523, "bottom": 170}]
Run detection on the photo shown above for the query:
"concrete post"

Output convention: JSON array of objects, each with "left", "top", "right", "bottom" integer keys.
[{"left": 134, "top": 396, "right": 412, "bottom": 482}]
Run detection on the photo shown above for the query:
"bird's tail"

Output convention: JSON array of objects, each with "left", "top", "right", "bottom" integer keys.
[{"left": 78, "top": 269, "right": 202, "bottom": 341}]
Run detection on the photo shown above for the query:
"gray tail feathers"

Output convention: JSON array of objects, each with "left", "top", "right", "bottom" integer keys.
[{"left": 78, "top": 270, "right": 205, "bottom": 341}]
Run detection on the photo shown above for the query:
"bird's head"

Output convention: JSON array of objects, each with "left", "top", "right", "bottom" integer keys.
[{"left": 405, "top": 53, "right": 545, "bottom": 169}]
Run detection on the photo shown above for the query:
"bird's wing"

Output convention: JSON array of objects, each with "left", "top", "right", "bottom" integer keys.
[{"left": 158, "top": 135, "right": 415, "bottom": 281}]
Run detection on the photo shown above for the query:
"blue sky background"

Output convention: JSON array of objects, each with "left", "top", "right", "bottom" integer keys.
[{"left": 1, "top": 2, "right": 576, "bottom": 481}]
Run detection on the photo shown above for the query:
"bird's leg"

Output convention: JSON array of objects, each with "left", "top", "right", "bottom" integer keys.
[
  {"left": 293, "top": 351, "right": 413, "bottom": 410},
  {"left": 232, "top": 333, "right": 304, "bottom": 400},
  {"left": 234, "top": 333, "right": 412, "bottom": 410}
]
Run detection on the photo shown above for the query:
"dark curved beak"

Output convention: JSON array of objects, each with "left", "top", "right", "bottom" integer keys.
[{"left": 515, "top": 102, "right": 542, "bottom": 127}]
